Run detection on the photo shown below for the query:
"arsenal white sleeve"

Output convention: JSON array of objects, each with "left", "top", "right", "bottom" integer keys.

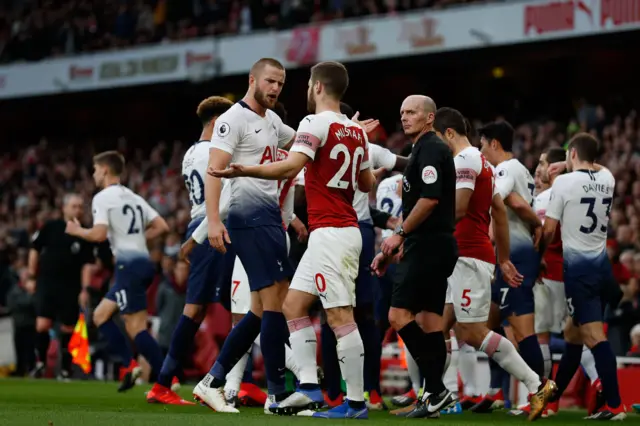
[
  {"left": 91, "top": 192, "right": 110, "bottom": 226},
  {"left": 454, "top": 152, "right": 482, "bottom": 191},
  {"left": 290, "top": 115, "right": 329, "bottom": 161},
  {"left": 545, "top": 178, "right": 566, "bottom": 221},
  {"left": 210, "top": 111, "right": 243, "bottom": 155},
  {"left": 495, "top": 163, "right": 516, "bottom": 200},
  {"left": 370, "top": 143, "right": 396, "bottom": 170}
]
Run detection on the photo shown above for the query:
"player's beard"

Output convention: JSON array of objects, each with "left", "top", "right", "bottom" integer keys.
[
  {"left": 254, "top": 87, "right": 276, "bottom": 109},
  {"left": 306, "top": 89, "right": 316, "bottom": 113}
]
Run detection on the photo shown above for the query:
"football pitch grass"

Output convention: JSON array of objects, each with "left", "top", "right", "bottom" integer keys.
[{"left": 0, "top": 379, "right": 624, "bottom": 426}]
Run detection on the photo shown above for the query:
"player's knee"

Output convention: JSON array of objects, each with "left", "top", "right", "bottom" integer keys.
[
  {"left": 92, "top": 309, "right": 109, "bottom": 327},
  {"left": 580, "top": 323, "right": 606, "bottom": 349},
  {"left": 325, "top": 306, "right": 355, "bottom": 329},
  {"left": 183, "top": 303, "right": 205, "bottom": 322},
  {"left": 282, "top": 294, "right": 303, "bottom": 320},
  {"left": 122, "top": 312, "right": 147, "bottom": 337},
  {"left": 455, "top": 323, "right": 484, "bottom": 348},
  {"left": 388, "top": 307, "right": 413, "bottom": 331},
  {"left": 537, "top": 332, "right": 551, "bottom": 344}
]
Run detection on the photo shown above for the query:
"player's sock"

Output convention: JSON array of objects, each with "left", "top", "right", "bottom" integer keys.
[
  {"left": 480, "top": 331, "right": 541, "bottom": 394},
  {"left": 540, "top": 342, "right": 552, "bottom": 378},
  {"left": 157, "top": 315, "right": 199, "bottom": 387},
  {"left": 35, "top": 331, "right": 50, "bottom": 363},
  {"left": 444, "top": 338, "right": 452, "bottom": 374},
  {"left": 134, "top": 330, "right": 164, "bottom": 380},
  {"left": 398, "top": 321, "right": 446, "bottom": 394},
  {"left": 552, "top": 342, "right": 582, "bottom": 398},
  {"left": 225, "top": 351, "right": 250, "bottom": 395},
  {"left": 444, "top": 337, "right": 460, "bottom": 392},
  {"left": 59, "top": 332, "right": 73, "bottom": 373},
  {"left": 581, "top": 345, "right": 599, "bottom": 383},
  {"left": 321, "top": 321, "right": 342, "bottom": 399},
  {"left": 488, "top": 357, "right": 505, "bottom": 393},
  {"left": 98, "top": 320, "right": 132, "bottom": 366},
  {"left": 590, "top": 341, "right": 622, "bottom": 408},
  {"left": 335, "top": 323, "right": 365, "bottom": 403},
  {"left": 405, "top": 348, "right": 422, "bottom": 394},
  {"left": 261, "top": 311, "right": 289, "bottom": 395},
  {"left": 518, "top": 334, "right": 545, "bottom": 377},
  {"left": 208, "top": 311, "right": 261, "bottom": 386},
  {"left": 284, "top": 342, "right": 299, "bottom": 379},
  {"left": 356, "top": 314, "right": 381, "bottom": 393},
  {"left": 288, "top": 317, "right": 318, "bottom": 385},
  {"left": 458, "top": 343, "right": 478, "bottom": 396}
]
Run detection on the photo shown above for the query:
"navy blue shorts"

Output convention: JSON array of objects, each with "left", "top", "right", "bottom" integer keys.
[
  {"left": 375, "top": 262, "right": 395, "bottom": 323},
  {"left": 106, "top": 256, "right": 155, "bottom": 314},
  {"left": 564, "top": 255, "right": 613, "bottom": 325},
  {"left": 185, "top": 219, "right": 234, "bottom": 306},
  {"left": 229, "top": 225, "right": 292, "bottom": 291},
  {"left": 356, "top": 223, "right": 376, "bottom": 306},
  {"left": 492, "top": 245, "right": 540, "bottom": 318}
]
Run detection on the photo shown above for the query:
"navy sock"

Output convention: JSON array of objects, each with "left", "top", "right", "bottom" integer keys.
[
  {"left": 518, "top": 334, "right": 545, "bottom": 378},
  {"left": 209, "top": 311, "right": 261, "bottom": 385},
  {"left": 242, "top": 351, "right": 254, "bottom": 384},
  {"left": 260, "top": 311, "right": 289, "bottom": 395},
  {"left": 591, "top": 341, "right": 622, "bottom": 408},
  {"left": 552, "top": 342, "right": 582, "bottom": 400},
  {"left": 321, "top": 321, "right": 342, "bottom": 399},
  {"left": 98, "top": 320, "right": 133, "bottom": 366},
  {"left": 134, "top": 330, "right": 164, "bottom": 381},
  {"left": 356, "top": 311, "right": 381, "bottom": 394},
  {"left": 157, "top": 315, "right": 200, "bottom": 387}
]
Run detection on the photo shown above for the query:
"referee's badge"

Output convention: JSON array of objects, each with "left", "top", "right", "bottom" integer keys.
[
  {"left": 216, "top": 121, "right": 230, "bottom": 138},
  {"left": 71, "top": 242, "right": 81, "bottom": 254},
  {"left": 422, "top": 166, "right": 438, "bottom": 184}
]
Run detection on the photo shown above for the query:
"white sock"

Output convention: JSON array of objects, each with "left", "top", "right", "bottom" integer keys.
[
  {"left": 458, "top": 343, "right": 478, "bottom": 396},
  {"left": 406, "top": 348, "right": 421, "bottom": 394},
  {"left": 287, "top": 317, "right": 318, "bottom": 385},
  {"left": 443, "top": 337, "right": 459, "bottom": 392},
  {"left": 335, "top": 323, "right": 364, "bottom": 402},
  {"left": 581, "top": 345, "right": 599, "bottom": 383},
  {"left": 540, "top": 343, "right": 552, "bottom": 378},
  {"left": 224, "top": 351, "right": 250, "bottom": 395},
  {"left": 480, "top": 331, "right": 541, "bottom": 394},
  {"left": 285, "top": 343, "right": 300, "bottom": 379},
  {"left": 443, "top": 339, "right": 452, "bottom": 374}
]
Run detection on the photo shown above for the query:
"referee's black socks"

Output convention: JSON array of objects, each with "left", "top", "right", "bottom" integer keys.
[
  {"left": 35, "top": 331, "right": 50, "bottom": 364},
  {"left": 397, "top": 321, "right": 447, "bottom": 396},
  {"left": 59, "top": 332, "right": 73, "bottom": 374}
]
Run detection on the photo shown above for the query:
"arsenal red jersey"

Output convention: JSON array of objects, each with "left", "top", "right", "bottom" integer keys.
[
  {"left": 290, "top": 111, "right": 370, "bottom": 232},
  {"left": 534, "top": 188, "right": 563, "bottom": 281},
  {"left": 453, "top": 146, "right": 496, "bottom": 264}
]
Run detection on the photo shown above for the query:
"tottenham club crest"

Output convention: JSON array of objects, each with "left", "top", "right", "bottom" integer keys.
[{"left": 216, "top": 121, "right": 230, "bottom": 138}]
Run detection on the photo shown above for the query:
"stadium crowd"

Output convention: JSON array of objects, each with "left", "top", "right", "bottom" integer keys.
[
  {"left": 1, "top": 99, "right": 639, "bottom": 382},
  {"left": 0, "top": 0, "right": 488, "bottom": 63}
]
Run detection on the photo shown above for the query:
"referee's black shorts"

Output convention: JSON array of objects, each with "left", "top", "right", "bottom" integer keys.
[
  {"left": 391, "top": 235, "right": 458, "bottom": 315},
  {"left": 35, "top": 281, "right": 81, "bottom": 327}
]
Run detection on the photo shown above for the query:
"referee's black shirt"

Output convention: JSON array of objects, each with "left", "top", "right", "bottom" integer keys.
[
  {"left": 31, "top": 219, "right": 96, "bottom": 288},
  {"left": 402, "top": 131, "right": 456, "bottom": 239}
]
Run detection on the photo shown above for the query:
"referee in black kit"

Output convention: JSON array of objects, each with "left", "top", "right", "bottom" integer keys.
[
  {"left": 27, "top": 193, "right": 98, "bottom": 380},
  {"left": 372, "top": 95, "right": 458, "bottom": 417}
]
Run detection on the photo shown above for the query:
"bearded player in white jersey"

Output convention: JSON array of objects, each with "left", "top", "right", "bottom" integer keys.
[
  {"left": 474, "top": 121, "right": 548, "bottom": 411},
  {"left": 65, "top": 151, "right": 169, "bottom": 392},
  {"left": 145, "top": 96, "right": 234, "bottom": 405},
  {"left": 540, "top": 133, "right": 626, "bottom": 420},
  {"left": 194, "top": 58, "right": 297, "bottom": 413}
]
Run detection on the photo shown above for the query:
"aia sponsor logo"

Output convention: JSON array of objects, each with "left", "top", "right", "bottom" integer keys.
[{"left": 524, "top": 0, "right": 595, "bottom": 35}]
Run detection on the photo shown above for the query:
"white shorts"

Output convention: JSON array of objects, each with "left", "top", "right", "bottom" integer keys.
[
  {"left": 290, "top": 227, "right": 361, "bottom": 309},
  {"left": 231, "top": 233, "right": 290, "bottom": 315},
  {"left": 534, "top": 278, "right": 567, "bottom": 334},
  {"left": 445, "top": 257, "right": 494, "bottom": 323}
]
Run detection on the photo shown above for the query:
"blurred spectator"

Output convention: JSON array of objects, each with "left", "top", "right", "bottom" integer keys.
[{"left": 628, "top": 324, "right": 640, "bottom": 357}]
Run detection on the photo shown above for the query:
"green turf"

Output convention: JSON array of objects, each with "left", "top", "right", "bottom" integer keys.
[{"left": 0, "top": 379, "right": 622, "bottom": 426}]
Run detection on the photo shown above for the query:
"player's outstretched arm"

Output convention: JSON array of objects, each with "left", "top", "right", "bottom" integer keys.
[
  {"left": 212, "top": 152, "right": 309, "bottom": 181},
  {"left": 65, "top": 220, "right": 108, "bottom": 243}
]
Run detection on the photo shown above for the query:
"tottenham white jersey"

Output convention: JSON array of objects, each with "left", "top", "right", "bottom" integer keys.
[
  {"left": 376, "top": 174, "right": 403, "bottom": 239},
  {"left": 210, "top": 102, "right": 295, "bottom": 228},
  {"left": 546, "top": 169, "right": 615, "bottom": 261},
  {"left": 354, "top": 143, "right": 397, "bottom": 223},
  {"left": 495, "top": 158, "right": 536, "bottom": 250},
  {"left": 182, "top": 140, "right": 231, "bottom": 222},
  {"left": 92, "top": 185, "right": 159, "bottom": 259}
]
